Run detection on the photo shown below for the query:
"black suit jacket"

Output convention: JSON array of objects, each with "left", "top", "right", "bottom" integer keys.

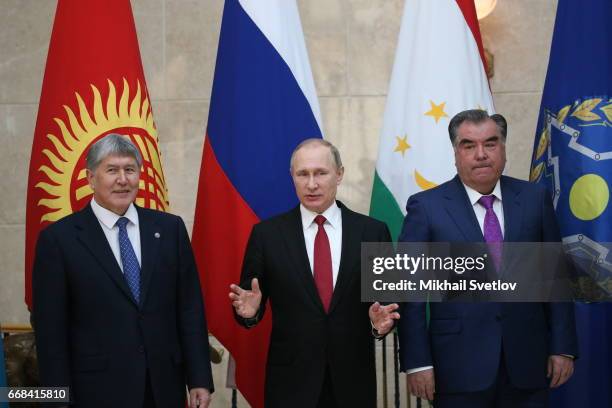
[
  {"left": 236, "top": 201, "right": 391, "bottom": 408},
  {"left": 33, "top": 203, "right": 213, "bottom": 407}
]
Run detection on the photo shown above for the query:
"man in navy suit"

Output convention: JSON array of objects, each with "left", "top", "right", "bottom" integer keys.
[
  {"left": 398, "top": 110, "right": 578, "bottom": 407},
  {"left": 33, "top": 134, "right": 213, "bottom": 408}
]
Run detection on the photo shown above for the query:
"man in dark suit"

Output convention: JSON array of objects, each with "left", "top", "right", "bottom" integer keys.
[
  {"left": 398, "top": 110, "right": 578, "bottom": 407},
  {"left": 229, "top": 139, "right": 399, "bottom": 408},
  {"left": 33, "top": 134, "right": 213, "bottom": 408}
]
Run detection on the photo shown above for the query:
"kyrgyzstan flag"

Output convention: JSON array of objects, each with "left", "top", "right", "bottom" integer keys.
[
  {"left": 191, "top": 0, "right": 323, "bottom": 406},
  {"left": 25, "top": 0, "right": 169, "bottom": 309}
]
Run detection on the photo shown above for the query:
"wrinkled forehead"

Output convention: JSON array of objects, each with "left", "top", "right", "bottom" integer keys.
[
  {"left": 292, "top": 144, "right": 335, "bottom": 168},
  {"left": 97, "top": 153, "right": 140, "bottom": 167},
  {"left": 456, "top": 119, "right": 501, "bottom": 143}
]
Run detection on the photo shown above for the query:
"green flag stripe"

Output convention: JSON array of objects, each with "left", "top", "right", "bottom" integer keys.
[{"left": 369, "top": 171, "right": 405, "bottom": 241}]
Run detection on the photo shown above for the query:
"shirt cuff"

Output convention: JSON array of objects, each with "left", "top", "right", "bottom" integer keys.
[{"left": 406, "top": 365, "right": 434, "bottom": 374}]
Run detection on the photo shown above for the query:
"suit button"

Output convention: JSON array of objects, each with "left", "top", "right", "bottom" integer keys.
[
  {"left": 496, "top": 314, "right": 503, "bottom": 321},
  {"left": 138, "top": 346, "right": 145, "bottom": 353}
]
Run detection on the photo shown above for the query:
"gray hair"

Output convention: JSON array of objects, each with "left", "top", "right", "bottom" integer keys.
[
  {"left": 86, "top": 134, "right": 143, "bottom": 171},
  {"left": 289, "top": 138, "right": 343, "bottom": 171},
  {"left": 448, "top": 109, "right": 507, "bottom": 146}
]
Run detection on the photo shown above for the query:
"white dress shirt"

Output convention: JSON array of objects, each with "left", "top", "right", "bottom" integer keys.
[
  {"left": 300, "top": 201, "right": 342, "bottom": 287},
  {"left": 462, "top": 180, "right": 505, "bottom": 237},
  {"left": 406, "top": 181, "right": 504, "bottom": 375},
  {"left": 90, "top": 198, "right": 141, "bottom": 273}
]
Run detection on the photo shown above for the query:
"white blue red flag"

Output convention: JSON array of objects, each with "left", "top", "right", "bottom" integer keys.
[{"left": 191, "top": 0, "right": 322, "bottom": 406}]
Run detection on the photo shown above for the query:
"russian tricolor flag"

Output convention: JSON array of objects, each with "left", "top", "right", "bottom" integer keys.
[{"left": 191, "top": 0, "right": 322, "bottom": 406}]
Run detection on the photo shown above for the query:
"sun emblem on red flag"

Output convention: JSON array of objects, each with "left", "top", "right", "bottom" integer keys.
[{"left": 35, "top": 78, "right": 169, "bottom": 223}]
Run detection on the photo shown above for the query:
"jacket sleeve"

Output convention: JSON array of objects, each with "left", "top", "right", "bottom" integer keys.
[
  {"left": 234, "top": 223, "right": 269, "bottom": 328},
  {"left": 32, "top": 227, "right": 73, "bottom": 391},
  {"left": 176, "top": 217, "right": 214, "bottom": 392},
  {"left": 397, "top": 195, "right": 433, "bottom": 371},
  {"left": 539, "top": 186, "right": 579, "bottom": 357}
]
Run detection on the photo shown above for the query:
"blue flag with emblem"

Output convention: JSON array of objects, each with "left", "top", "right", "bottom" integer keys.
[
  {"left": 529, "top": 0, "right": 612, "bottom": 405},
  {"left": 0, "top": 334, "right": 7, "bottom": 408}
]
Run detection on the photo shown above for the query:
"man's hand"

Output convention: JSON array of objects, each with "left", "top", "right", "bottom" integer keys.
[
  {"left": 368, "top": 302, "right": 400, "bottom": 336},
  {"left": 188, "top": 387, "right": 211, "bottom": 408},
  {"left": 406, "top": 368, "right": 435, "bottom": 401},
  {"left": 229, "top": 278, "right": 262, "bottom": 319},
  {"left": 548, "top": 355, "right": 574, "bottom": 388}
]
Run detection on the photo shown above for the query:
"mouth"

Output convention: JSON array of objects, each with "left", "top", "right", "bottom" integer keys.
[
  {"left": 305, "top": 194, "right": 321, "bottom": 200},
  {"left": 113, "top": 189, "right": 132, "bottom": 195}
]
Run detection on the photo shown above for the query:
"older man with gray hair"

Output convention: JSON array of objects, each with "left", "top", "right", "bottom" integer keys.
[{"left": 33, "top": 134, "right": 213, "bottom": 408}]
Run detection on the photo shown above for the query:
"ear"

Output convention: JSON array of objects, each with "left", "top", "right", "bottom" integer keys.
[
  {"left": 336, "top": 166, "right": 345, "bottom": 185},
  {"left": 86, "top": 168, "right": 95, "bottom": 189}
]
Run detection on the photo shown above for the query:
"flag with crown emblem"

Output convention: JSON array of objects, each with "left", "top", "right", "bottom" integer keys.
[
  {"left": 25, "top": 0, "right": 169, "bottom": 309},
  {"left": 370, "top": 0, "right": 494, "bottom": 239},
  {"left": 530, "top": 0, "right": 612, "bottom": 405}
]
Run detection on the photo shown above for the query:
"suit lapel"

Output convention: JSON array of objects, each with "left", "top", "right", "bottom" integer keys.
[
  {"left": 136, "top": 207, "right": 161, "bottom": 308},
  {"left": 500, "top": 176, "right": 522, "bottom": 243},
  {"left": 280, "top": 207, "right": 325, "bottom": 311},
  {"left": 76, "top": 204, "right": 138, "bottom": 307},
  {"left": 328, "top": 202, "right": 360, "bottom": 313},
  {"left": 444, "top": 176, "right": 484, "bottom": 242}
]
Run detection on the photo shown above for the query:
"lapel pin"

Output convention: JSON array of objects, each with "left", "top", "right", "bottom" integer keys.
[{"left": 154, "top": 232, "right": 161, "bottom": 238}]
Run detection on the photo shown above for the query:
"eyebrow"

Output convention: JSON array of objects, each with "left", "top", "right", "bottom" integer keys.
[{"left": 458, "top": 135, "right": 499, "bottom": 145}]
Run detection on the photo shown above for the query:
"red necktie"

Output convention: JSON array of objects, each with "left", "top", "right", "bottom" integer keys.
[{"left": 314, "top": 215, "right": 333, "bottom": 312}]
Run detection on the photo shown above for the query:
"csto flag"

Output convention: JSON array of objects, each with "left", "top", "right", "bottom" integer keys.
[
  {"left": 25, "top": 0, "right": 169, "bottom": 309},
  {"left": 529, "top": 0, "right": 612, "bottom": 405},
  {"left": 0, "top": 334, "right": 6, "bottom": 408},
  {"left": 191, "top": 0, "right": 322, "bottom": 406},
  {"left": 370, "top": 0, "right": 494, "bottom": 239}
]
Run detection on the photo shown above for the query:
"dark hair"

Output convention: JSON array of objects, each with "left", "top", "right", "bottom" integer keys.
[
  {"left": 448, "top": 109, "right": 507, "bottom": 146},
  {"left": 86, "top": 134, "right": 143, "bottom": 171},
  {"left": 290, "top": 138, "right": 343, "bottom": 171}
]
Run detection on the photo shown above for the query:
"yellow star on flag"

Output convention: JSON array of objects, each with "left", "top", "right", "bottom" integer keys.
[
  {"left": 425, "top": 100, "right": 449, "bottom": 123},
  {"left": 394, "top": 135, "right": 411, "bottom": 156}
]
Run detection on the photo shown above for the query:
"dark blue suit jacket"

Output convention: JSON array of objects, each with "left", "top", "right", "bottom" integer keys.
[
  {"left": 33, "top": 204, "right": 213, "bottom": 407},
  {"left": 398, "top": 175, "right": 578, "bottom": 393}
]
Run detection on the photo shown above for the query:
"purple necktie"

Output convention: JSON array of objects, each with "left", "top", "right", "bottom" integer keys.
[{"left": 478, "top": 195, "right": 503, "bottom": 270}]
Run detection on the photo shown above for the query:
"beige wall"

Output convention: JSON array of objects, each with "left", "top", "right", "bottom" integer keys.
[{"left": 0, "top": 0, "right": 557, "bottom": 405}]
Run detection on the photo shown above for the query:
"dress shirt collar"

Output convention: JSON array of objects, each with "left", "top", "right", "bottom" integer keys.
[
  {"left": 300, "top": 201, "right": 341, "bottom": 231},
  {"left": 90, "top": 198, "right": 139, "bottom": 229},
  {"left": 462, "top": 179, "right": 503, "bottom": 206}
]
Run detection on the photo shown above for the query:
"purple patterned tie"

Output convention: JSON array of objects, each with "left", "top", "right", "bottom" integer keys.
[{"left": 478, "top": 195, "right": 503, "bottom": 270}]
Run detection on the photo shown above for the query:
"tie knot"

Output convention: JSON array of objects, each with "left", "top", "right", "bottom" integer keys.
[
  {"left": 478, "top": 195, "right": 496, "bottom": 210},
  {"left": 314, "top": 215, "right": 327, "bottom": 226},
  {"left": 116, "top": 217, "right": 130, "bottom": 230}
]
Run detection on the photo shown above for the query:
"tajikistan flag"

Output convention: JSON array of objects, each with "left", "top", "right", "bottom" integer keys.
[{"left": 370, "top": 0, "right": 494, "bottom": 239}]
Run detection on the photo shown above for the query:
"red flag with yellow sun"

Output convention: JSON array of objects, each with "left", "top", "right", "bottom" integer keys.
[{"left": 25, "top": 0, "right": 169, "bottom": 308}]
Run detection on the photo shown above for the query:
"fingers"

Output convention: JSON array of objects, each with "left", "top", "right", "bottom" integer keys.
[
  {"left": 406, "top": 370, "right": 434, "bottom": 401},
  {"left": 548, "top": 356, "right": 574, "bottom": 388},
  {"left": 251, "top": 278, "right": 261, "bottom": 294},
  {"left": 229, "top": 284, "right": 244, "bottom": 296},
  {"left": 425, "top": 378, "right": 435, "bottom": 401},
  {"left": 549, "top": 364, "right": 562, "bottom": 388}
]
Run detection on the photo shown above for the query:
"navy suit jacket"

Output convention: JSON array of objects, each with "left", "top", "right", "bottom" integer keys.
[
  {"left": 398, "top": 175, "right": 578, "bottom": 393},
  {"left": 33, "top": 204, "right": 213, "bottom": 407}
]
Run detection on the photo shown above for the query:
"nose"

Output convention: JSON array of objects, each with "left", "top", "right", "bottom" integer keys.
[
  {"left": 117, "top": 170, "right": 128, "bottom": 184},
  {"left": 475, "top": 144, "right": 488, "bottom": 160},
  {"left": 306, "top": 174, "right": 317, "bottom": 190}
]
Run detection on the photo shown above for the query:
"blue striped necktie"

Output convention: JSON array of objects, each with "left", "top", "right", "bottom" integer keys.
[{"left": 116, "top": 217, "right": 140, "bottom": 303}]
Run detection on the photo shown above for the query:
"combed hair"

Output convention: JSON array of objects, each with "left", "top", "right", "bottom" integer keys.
[
  {"left": 448, "top": 109, "right": 507, "bottom": 145},
  {"left": 289, "top": 138, "right": 343, "bottom": 171},
  {"left": 86, "top": 134, "right": 143, "bottom": 171}
]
